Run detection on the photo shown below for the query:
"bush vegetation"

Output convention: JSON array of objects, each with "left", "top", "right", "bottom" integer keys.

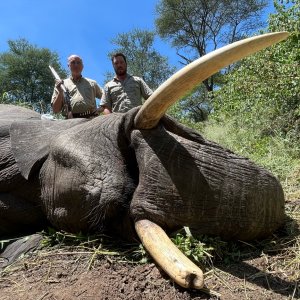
[
  {"left": 0, "top": 0, "right": 299, "bottom": 295},
  {"left": 193, "top": 0, "right": 299, "bottom": 192}
]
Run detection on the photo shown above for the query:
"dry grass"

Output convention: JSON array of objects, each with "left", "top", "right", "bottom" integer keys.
[{"left": 1, "top": 175, "right": 299, "bottom": 299}]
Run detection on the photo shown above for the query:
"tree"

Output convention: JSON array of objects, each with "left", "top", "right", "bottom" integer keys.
[
  {"left": 167, "top": 85, "right": 213, "bottom": 122},
  {"left": 0, "top": 38, "right": 67, "bottom": 113},
  {"left": 105, "top": 29, "right": 176, "bottom": 90},
  {"left": 213, "top": 0, "right": 300, "bottom": 143},
  {"left": 155, "top": 0, "right": 268, "bottom": 121}
]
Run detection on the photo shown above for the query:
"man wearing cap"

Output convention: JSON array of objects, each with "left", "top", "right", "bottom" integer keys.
[{"left": 51, "top": 54, "right": 103, "bottom": 118}]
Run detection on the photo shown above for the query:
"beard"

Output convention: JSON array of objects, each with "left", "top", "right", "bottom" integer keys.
[{"left": 115, "top": 66, "right": 127, "bottom": 77}]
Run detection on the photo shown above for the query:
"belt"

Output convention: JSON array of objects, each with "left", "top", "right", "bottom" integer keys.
[{"left": 72, "top": 110, "right": 99, "bottom": 119}]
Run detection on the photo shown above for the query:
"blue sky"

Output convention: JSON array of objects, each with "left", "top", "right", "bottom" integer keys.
[{"left": 0, "top": 0, "right": 275, "bottom": 87}]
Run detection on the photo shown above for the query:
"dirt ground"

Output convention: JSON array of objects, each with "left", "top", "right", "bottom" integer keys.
[
  {"left": 0, "top": 236, "right": 299, "bottom": 300},
  {"left": 1, "top": 198, "right": 299, "bottom": 300}
]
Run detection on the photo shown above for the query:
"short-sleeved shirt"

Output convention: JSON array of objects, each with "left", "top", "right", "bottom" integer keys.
[
  {"left": 51, "top": 76, "right": 102, "bottom": 115},
  {"left": 101, "top": 74, "right": 153, "bottom": 113}
]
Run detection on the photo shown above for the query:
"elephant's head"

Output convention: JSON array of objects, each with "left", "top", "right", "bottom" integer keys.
[{"left": 1, "top": 32, "right": 289, "bottom": 289}]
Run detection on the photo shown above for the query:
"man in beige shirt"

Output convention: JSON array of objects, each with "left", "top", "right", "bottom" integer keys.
[
  {"left": 101, "top": 53, "right": 153, "bottom": 114},
  {"left": 51, "top": 55, "right": 102, "bottom": 118}
]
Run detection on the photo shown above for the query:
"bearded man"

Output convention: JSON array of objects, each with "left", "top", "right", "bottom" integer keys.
[{"left": 101, "top": 53, "right": 153, "bottom": 114}]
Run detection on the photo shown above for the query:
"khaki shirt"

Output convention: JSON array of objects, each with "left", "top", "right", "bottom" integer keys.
[
  {"left": 101, "top": 74, "right": 153, "bottom": 113},
  {"left": 51, "top": 76, "right": 102, "bottom": 115}
]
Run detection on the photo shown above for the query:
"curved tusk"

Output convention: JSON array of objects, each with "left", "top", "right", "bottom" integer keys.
[
  {"left": 134, "top": 31, "right": 289, "bottom": 129},
  {"left": 135, "top": 219, "right": 204, "bottom": 289}
]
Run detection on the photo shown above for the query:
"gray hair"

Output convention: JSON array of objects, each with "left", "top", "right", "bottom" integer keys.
[{"left": 67, "top": 54, "right": 83, "bottom": 63}]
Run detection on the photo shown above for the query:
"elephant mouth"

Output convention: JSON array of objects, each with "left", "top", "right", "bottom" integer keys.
[{"left": 132, "top": 32, "right": 289, "bottom": 289}]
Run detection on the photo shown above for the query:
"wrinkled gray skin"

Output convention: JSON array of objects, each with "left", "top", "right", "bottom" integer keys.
[{"left": 0, "top": 104, "right": 285, "bottom": 241}]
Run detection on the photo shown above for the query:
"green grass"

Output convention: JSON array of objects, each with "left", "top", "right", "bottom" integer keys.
[
  {"left": 202, "top": 119, "right": 300, "bottom": 184},
  {"left": 196, "top": 118, "right": 300, "bottom": 283},
  {"left": 39, "top": 228, "right": 148, "bottom": 266}
]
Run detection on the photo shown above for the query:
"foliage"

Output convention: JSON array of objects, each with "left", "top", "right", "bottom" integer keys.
[
  {"left": 171, "top": 205, "right": 300, "bottom": 283},
  {"left": 155, "top": 0, "right": 267, "bottom": 83},
  {"left": 1, "top": 92, "right": 33, "bottom": 110},
  {"left": 168, "top": 86, "right": 214, "bottom": 122},
  {"left": 171, "top": 227, "right": 214, "bottom": 266},
  {"left": 179, "top": 6, "right": 299, "bottom": 282},
  {"left": 202, "top": 119, "right": 300, "bottom": 183},
  {"left": 0, "top": 38, "right": 67, "bottom": 113},
  {"left": 105, "top": 29, "right": 176, "bottom": 90},
  {"left": 39, "top": 228, "right": 149, "bottom": 267},
  {"left": 39, "top": 221, "right": 299, "bottom": 285},
  {"left": 156, "top": 0, "right": 268, "bottom": 61},
  {"left": 211, "top": 0, "right": 299, "bottom": 165},
  {"left": 155, "top": 0, "right": 267, "bottom": 121}
]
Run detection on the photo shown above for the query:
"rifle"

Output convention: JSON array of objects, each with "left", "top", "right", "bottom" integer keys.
[{"left": 49, "top": 65, "right": 73, "bottom": 119}]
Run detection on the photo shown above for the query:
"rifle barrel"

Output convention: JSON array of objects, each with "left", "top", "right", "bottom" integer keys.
[{"left": 49, "top": 65, "right": 67, "bottom": 93}]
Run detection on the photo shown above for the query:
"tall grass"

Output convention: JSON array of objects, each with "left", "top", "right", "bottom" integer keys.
[{"left": 201, "top": 119, "right": 300, "bottom": 195}]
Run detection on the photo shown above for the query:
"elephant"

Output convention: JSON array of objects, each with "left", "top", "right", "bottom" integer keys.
[{"left": 0, "top": 32, "right": 289, "bottom": 289}]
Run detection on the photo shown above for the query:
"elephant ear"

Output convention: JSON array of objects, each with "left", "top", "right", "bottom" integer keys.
[{"left": 10, "top": 119, "right": 87, "bottom": 180}]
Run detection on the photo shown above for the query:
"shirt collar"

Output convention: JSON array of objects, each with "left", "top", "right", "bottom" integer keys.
[
  {"left": 113, "top": 74, "right": 131, "bottom": 82},
  {"left": 70, "top": 75, "right": 82, "bottom": 83}
]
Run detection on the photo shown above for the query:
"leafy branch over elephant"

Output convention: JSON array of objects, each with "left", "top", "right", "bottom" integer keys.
[{"left": 0, "top": 32, "right": 289, "bottom": 289}]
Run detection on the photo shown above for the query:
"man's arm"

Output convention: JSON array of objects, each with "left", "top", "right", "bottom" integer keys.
[
  {"left": 139, "top": 78, "right": 153, "bottom": 100},
  {"left": 95, "top": 83, "right": 103, "bottom": 99},
  {"left": 49, "top": 66, "right": 73, "bottom": 118},
  {"left": 51, "top": 80, "right": 65, "bottom": 113},
  {"left": 100, "top": 84, "right": 112, "bottom": 114}
]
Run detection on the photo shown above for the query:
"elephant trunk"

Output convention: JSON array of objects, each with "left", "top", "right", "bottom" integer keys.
[{"left": 135, "top": 219, "right": 204, "bottom": 289}]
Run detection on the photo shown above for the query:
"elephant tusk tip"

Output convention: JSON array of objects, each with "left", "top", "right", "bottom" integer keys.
[
  {"left": 177, "top": 270, "right": 204, "bottom": 289},
  {"left": 135, "top": 219, "right": 204, "bottom": 289}
]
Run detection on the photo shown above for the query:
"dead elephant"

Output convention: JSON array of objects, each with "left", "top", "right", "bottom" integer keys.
[{"left": 0, "top": 32, "right": 288, "bottom": 289}]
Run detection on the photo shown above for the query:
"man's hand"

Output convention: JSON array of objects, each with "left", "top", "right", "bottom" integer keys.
[
  {"left": 52, "top": 80, "right": 65, "bottom": 113},
  {"left": 102, "top": 106, "right": 112, "bottom": 115},
  {"left": 55, "top": 79, "right": 64, "bottom": 93},
  {"left": 96, "top": 106, "right": 104, "bottom": 114}
]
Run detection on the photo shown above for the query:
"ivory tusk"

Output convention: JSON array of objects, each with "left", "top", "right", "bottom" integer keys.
[
  {"left": 135, "top": 219, "right": 204, "bottom": 289},
  {"left": 134, "top": 31, "right": 289, "bottom": 129}
]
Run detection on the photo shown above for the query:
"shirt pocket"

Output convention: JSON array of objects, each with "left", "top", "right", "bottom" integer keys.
[
  {"left": 126, "top": 82, "right": 140, "bottom": 100},
  {"left": 83, "top": 87, "right": 93, "bottom": 101},
  {"left": 110, "top": 85, "right": 123, "bottom": 100}
]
